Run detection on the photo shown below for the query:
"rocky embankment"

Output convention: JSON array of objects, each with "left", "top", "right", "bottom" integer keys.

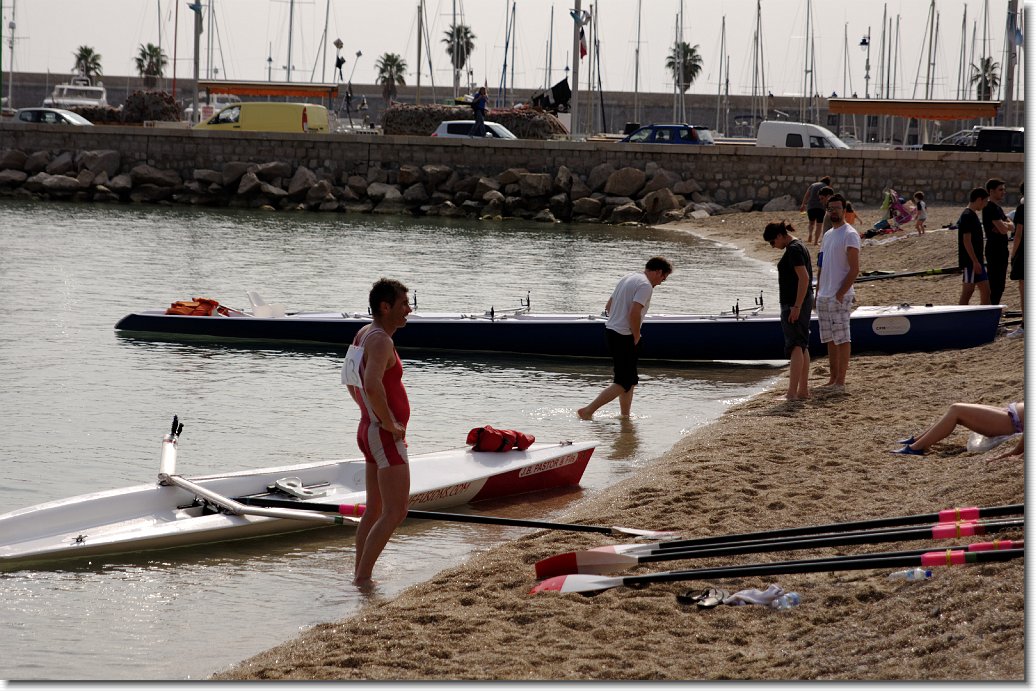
[{"left": 0, "top": 147, "right": 801, "bottom": 224}]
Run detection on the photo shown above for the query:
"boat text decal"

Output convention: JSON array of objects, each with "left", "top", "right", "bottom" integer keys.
[
  {"left": 409, "top": 482, "right": 474, "bottom": 505},
  {"left": 871, "top": 316, "right": 911, "bottom": 336},
  {"left": 518, "top": 453, "right": 579, "bottom": 477}
]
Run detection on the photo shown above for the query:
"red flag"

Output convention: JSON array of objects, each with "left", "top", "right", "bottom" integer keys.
[{"left": 579, "top": 28, "right": 587, "bottom": 59}]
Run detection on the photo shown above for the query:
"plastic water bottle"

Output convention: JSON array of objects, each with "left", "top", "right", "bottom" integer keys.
[
  {"left": 887, "top": 567, "right": 932, "bottom": 582},
  {"left": 771, "top": 592, "right": 801, "bottom": 610}
]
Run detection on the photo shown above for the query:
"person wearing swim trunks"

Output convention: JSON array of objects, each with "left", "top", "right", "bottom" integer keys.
[
  {"left": 347, "top": 278, "right": 412, "bottom": 587},
  {"left": 892, "top": 402, "right": 1024, "bottom": 459},
  {"left": 764, "top": 220, "right": 813, "bottom": 401},
  {"left": 814, "top": 194, "right": 860, "bottom": 390},
  {"left": 958, "top": 187, "right": 991, "bottom": 305},
  {"left": 799, "top": 176, "right": 832, "bottom": 245},
  {"left": 577, "top": 256, "right": 672, "bottom": 420}
]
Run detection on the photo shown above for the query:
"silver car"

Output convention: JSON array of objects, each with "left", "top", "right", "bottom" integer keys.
[{"left": 13, "top": 108, "right": 94, "bottom": 126}]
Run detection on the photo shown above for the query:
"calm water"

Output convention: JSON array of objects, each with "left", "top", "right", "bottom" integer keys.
[{"left": 0, "top": 200, "right": 779, "bottom": 680}]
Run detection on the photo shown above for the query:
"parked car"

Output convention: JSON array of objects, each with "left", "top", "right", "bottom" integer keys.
[
  {"left": 193, "top": 102, "right": 330, "bottom": 133},
  {"left": 620, "top": 123, "right": 714, "bottom": 145},
  {"left": 184, "top": 92, "right": 242, "bottom": 124},
  {"left": 431, "top": 120, "right": 518, "bottom": 139},
  {"left": 13, "top": 108, "right": 94, "bottom": 126},
  {"left": 755, "top": 121, "right": 849, "bottom": 149}
]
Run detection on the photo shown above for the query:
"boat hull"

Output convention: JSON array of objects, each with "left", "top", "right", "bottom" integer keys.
[
  {"left": 0, "top": 441, "right": 594, "bottom": 568},
  {"left": 115, "top": 304, "right": 1004, "bottom": 361}
]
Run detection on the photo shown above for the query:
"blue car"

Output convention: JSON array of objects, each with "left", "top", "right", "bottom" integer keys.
[{"left": 620, "top": 123, "right": 714, "bottom": 145}]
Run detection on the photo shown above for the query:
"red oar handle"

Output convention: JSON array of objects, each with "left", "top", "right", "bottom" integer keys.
[
  {"left": 937, "top": 506, "right": 982, "bottom": 522},
  {"left": 339, "top": 503, "right": 366, "bottom": 516}
]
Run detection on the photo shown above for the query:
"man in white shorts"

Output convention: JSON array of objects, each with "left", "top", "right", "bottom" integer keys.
[{"left": 815, "top": 194, "right": 860, "bottom": 390}]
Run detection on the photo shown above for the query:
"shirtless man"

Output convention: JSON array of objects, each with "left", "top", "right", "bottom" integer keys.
[{"left": 346, "top": 278, "right": 412, "bottom": 586}]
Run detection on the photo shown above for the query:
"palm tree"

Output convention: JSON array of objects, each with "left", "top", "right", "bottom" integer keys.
[
  {"left": 375, "top": 53, "right": 408, "bottom": 104},
  {"left": 443, "top": 23, "right": 476, "bottom": 91},
  {"left": 665, "top": 41, "right": 703, "bottom": 93},
  {"left": 134, "top": 43, "right": 168, "bottom": 89},
  {"left": 970, "top": 56, "right": 1001, "bottom": 100},
  {"left": 73, "top": 46, "right": 103, "bottom": 81}
]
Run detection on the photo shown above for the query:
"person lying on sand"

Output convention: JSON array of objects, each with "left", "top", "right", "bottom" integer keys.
[{"left": 892, "top": 401, "right": 1024, "bottom": 459}]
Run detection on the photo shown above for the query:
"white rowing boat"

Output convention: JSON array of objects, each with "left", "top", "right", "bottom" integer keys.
[{"left": 0, "top": 418, "right": 597, "bottom": 569}]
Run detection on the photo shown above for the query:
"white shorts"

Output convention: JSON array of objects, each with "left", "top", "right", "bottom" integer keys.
[{"left": 817, "top": 295, "right": 853, "bottom": 345}]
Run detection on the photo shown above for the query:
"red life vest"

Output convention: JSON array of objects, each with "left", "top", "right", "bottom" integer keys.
[{"left": 466, "top": 425, "right": 535, "bottom": 452}]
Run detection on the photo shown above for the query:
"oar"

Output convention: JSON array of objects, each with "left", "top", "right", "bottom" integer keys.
[
  {"left": 530, "top": 546, "right": 1024, "bottom": 594},
  {"left": 575, "top": 503, "right": 1023, "bottom": 556},
  {"left": 534, "top": 519, "right": 1024, "bottom": 578},
  {"left": 233, "top": 496, "right": 679, "bottom": 538},
  {"left": 161, "top": 474, "right": 360, "bottom": 526},
  {"left": 854, "top": 266, "right": 961, "bottom": 283}
]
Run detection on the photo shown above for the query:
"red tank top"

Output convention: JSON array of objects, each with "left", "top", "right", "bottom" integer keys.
[{"left": 354, "top": 326, "right": 410, "bottom": 426}]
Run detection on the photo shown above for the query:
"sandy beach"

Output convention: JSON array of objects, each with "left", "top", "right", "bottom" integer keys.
[{"left": 214, "top": 204, "right": 1025, "bottom": 681}]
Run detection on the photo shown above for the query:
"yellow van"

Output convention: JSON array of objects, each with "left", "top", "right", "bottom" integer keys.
[{"left": 193, "top": 102, "right": 330, "bottom": 133}]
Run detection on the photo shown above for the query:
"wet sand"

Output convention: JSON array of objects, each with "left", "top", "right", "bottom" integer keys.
[{"left": 214, "top": 205, "right": 1024, "bottom": 681}]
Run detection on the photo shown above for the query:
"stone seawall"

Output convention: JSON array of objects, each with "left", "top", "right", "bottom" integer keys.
[{"left": 0, "top": 124, "right": 1023, "bottom": 219}]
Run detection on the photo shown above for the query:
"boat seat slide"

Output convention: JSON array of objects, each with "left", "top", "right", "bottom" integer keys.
[
  {"left": 246, "top": 291, "right": 286, "bottom": 319},
  {"left": 268, "top": 477, "right": 327, "bottom": 499}
]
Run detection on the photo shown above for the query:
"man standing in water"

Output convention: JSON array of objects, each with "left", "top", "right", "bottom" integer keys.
[
  {"left": 578, "top": 257, "right": 672, "bottom": 420},
  {"left": 345, "top": 278, "right": 412, "bottom": 587},
  {"left": 815, "top": 194, "right": 860, "bottom": 391}
]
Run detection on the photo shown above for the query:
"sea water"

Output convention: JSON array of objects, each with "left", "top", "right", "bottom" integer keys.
[{"left": 0, "top": 200, "right": 779, "bottom": 680}]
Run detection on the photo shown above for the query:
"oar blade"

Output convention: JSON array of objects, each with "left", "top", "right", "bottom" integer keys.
[
  {"left": 611, "top": 526, "right": 680, "bottom": 538},
  {"left": 535, "top": 550, "right": 638, "bottom": 579},
  {"left": 529, "top": 573, "right": 624, "bottom": 594}
]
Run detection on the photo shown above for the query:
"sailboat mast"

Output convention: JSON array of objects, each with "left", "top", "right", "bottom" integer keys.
[
  {"left": 570, "top": 0, "right": 582, "bottom": 138},
  {"left": 286, "top": 0, "right": 295, "bottom": 81},
  {"left": 510, "top": 1, "right": 517, "bottom": 99},
  {"left": 546, "top": 4, "right": 554, "bottom": 91},
  {"left": 1003, "top": 0, "right": 1019, "bottom": 125},
  {"left": 715, "top": 16, "right": 724, "bottom": 134},
  {"left": 416, "top": 1, "right": 423, "bottom": 103},
  {"left": 634, "top": 0, "right": 641, "bottom": 123}
]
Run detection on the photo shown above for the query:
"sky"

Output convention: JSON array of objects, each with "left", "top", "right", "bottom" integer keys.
[{"left": 0, "top": 0, "right": 1025, "bottom": 101}]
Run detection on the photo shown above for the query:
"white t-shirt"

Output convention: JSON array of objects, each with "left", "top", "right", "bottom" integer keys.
[
  {"left": 817, "top": 224, "right": 861, "bottom": 299},
  {"left": 605, "top": 272, "right": 653, "bottom": 334}
]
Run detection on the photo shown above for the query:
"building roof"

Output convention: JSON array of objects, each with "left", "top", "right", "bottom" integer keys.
[{"left": 827, "top": 98, "right": 1000, "bottom": 120}]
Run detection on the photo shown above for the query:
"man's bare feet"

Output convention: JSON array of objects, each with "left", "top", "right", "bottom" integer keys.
[{"left": 352, "top": 576, "right": 378, "bottom": 591}]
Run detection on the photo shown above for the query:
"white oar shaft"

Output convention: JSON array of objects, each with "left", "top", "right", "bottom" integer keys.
[{"left": 159, "top": 474, "right": 359, "bottom": 526}]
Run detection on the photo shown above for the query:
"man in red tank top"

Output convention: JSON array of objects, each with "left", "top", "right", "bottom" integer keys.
[{"left": 346, "top": 278, "right": 412, "bottom": 587}]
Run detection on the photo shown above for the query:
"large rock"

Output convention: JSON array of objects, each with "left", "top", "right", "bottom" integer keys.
[
  {"left": 554, "top": 165, "right": 573, "bottom": 192},
  {"left": 609, "top": 202, "right": 644, "bottom": 224},
  {"left": 222, "top": 161, "right": 252, "bottom": 187},
  {"left": 533, "top": 209, "right": 559, "bottom": 223},
  {"left": 673, "top": 178, "right": 702, "bottom": 196},
  {"left": 519, "top": 172, "right": 553, "bottom": 198},
  {"left": 0, "top": 149, "right": 28, "bottom": 171},
  {"left": 0, "top": 169, "right": 28, "bottom": 185},
  {"left": 640, "top": 188, "right": 681, "bottom": 214},
  {"left": 482, "top": 189, "right": 506, "bottom": 205},
  {"left": 194, "top": 169, "right": 223, "bottom": 186},
  {"left": 604, "top": 167, "right": 646, "bottom": 197},
  {"left": 421, "top": 164, "right": 453, "bottom": 189},
  {"left": 22, "top": 172, "right": 51, "bottom": 192},
  {"left": 762, "top": 194, "right": 799, "bottom": 212},
  {"left": 77, "top": 150, "right": 121, "bottom": 178},
  {"left": 237, "top": 171, "right": 262, "bottom": 195},
  {"left": 572, "top": 196, "right": 603, "bottom": 217},
  {"left": 108, "top": 174, "right": 134, "bottom": 193},
  {"left": 345, "top": 175, "right": 368, "bottom": 196},
  {"left": 473, "top": 177, "right": 501, "bottom": 198},
  {"left": 42, "top": 174, "right": 83, "bottom": 194},
  {"left": 587, "top": 163, "right": 616, "bottom": 192},
  {"left": 45, "top": 152, "right": 75, "bottom": 176},
  {"left": 131, "top": 164, "right": 182, "bottom": 187},
  {"left": 253, "top": 161, "right": 292, "bottom": 181},
  {"left": 498, "top": 168, "right": 528, "bottom": 185},
  {"left": 305, "top": 179, "right": 336, "bottom": 205},
  {"left": 258, "top": 182, "right": 289, "bottom": 199},
  {"left": 367, "top": 182, "right": 401, "bottom": 202},
  {"left": 287, "top": 166, "right": 318, "bottom": 198},
  {"left": 397, "top": 165, "right": 424, "bottom": 186},
  {"left": 24, "top": 151, "right": 51, "bottom": 174},
  {"left": 569, "top": 177, "right": 592, "bottom": 201},
  {"left": 129, "top": 184, "right": 174, "bottom": 202},
  {"left": 402, "top": 183, "right": 429, "bottom": 204},
  {"left": 642, "top": 169, "right": 681, "bottom": 194}
]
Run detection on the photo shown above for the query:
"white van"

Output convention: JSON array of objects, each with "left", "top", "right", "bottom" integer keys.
[{"left": 755, "top": 121, "right": 849, "bottom": 149}]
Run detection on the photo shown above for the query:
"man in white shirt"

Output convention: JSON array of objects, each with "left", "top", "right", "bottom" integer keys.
[
  {"left": 578, "top": 257, "right": 673, "bottom": 419},
  {"left": 815, "top": 194, "right": 860, "bottom": 391}
]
